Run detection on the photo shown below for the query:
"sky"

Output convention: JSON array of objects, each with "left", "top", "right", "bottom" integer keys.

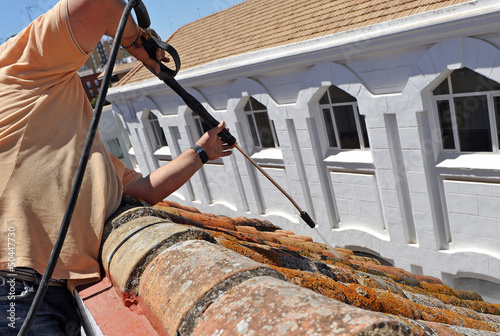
[{"left": 0, "top": 0, "right": 244, "bottom": 44}]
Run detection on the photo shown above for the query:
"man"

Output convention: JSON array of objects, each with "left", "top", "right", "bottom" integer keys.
[{"left": 0, "top": 0, "right": 232, "bottom": 334}]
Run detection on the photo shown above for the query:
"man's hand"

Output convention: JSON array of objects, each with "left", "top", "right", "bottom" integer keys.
[
  {"left": 123, "top": 29, "right": 169, "bottom": 74},
  {"left": 195, "top": 121, "right": 234, "bottom": 161}
]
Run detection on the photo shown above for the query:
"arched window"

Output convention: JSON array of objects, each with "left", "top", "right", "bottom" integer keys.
[
  {"left": 148, "top": 113, "right": 168, "bottom": 149},
  {"left": 244, "top": 97, "right": 279, "bottom": 149},
  {"left": 433, "top": 67, "right": 500, "bottom": 152},
  {"left": 320, "top": 86, "right": 369, "bottom": 149}
]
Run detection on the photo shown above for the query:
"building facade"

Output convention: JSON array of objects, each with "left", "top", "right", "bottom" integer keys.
[{"left": 105, "top": 0, "right": 500, "bottom": 302}]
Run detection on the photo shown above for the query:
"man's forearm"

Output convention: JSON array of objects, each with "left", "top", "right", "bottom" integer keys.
[
  {"left": 123, "top": 148, "right": 204, "bottom": 205},
  {"left": 123, "top": 122, "right": 232, "bottom": 205}
]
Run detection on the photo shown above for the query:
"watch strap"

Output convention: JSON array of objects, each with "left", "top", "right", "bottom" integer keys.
[{"left": 191, "top": 144, "right": 209, "bottom": 164}]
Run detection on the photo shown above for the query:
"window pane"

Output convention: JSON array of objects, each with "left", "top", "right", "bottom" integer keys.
[
  {"left": 149, "top": 114, "right": 168, "bottom": 148},
  {"left": 244, "top": 101, "right": 252, "bottom": 112},
  {"left": 254, "top": 112, "right": 276, "bottom": 148},
  {"left": 107, "top": 138, "right": 124, "bottom": 159},
  {"left": 451, "top": 67, "right": 500, "bottom": 94},
  {"left": 250, "top": 97, "right": 266, "bottom": 111},
  {"left": 247, "top": 114, "right": 260, "bottom": 147},
  {"left": 433, "top": 78, "right": 450, "bottom": 95},
  {"left": 359, "top": 113, "right": 370, "bottom": 148},
  {"left": 319, "top": 92, "right": 330, "bottom": 105},
  {"left": 437, "top": 100, "right": 455, "bottom": 150},
  {"left": 454, "top": 95, "right": 491, "bottom": 152},
  {"left": 333, "top": 105, "right": 360, "bottom": 149},
  {"left": 322, "top": 108, "right": 337, "bottom": 147},
  {"left": 329, "top": 86, "right": 356, "bottom": 104}
]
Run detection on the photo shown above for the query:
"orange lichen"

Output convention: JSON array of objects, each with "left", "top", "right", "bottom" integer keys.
[
  {"left": 415, "top": 303, "right": 498, "bottom": 331},
  {"left": 420, "top": 282, "right": 457, "bottom": 297},
  {"left": 349, "top": 255, "right": 381, "bottom": 265},
  {"left": 218, "top": 240, "right": 279, "bottom": 266},
  {"left": 334, "top": 283, "right": 383, "bottom": 312},
  {"left": 152, "top": 200, "right": 500, "bottom": 334},
  {"left": 266, "top": 241, "right": 304, "bottom": 253},
  {"left": 205, "top": 229, "right": 239, "bottom": 242},
  {"left": 418, "top": 283, "right": 500, "bottom": 316},
  {"left": 373, "top": 289, "right": 420, "bottom": 319},
  {"left": 353, "top": 261, "right": 418, "bottom": 283},
  {"left": 271, "top": 266, "right": 348, "bottom": 303},
  {"left": 453, "top": 288, "right": 483, "bottom": 302},
  {"left": 323, "top": 263, "right": 359, "bottom": 284},
  {"left": 414, "top": 274, "right": 443, "bottom": 285},
  {"left": 251, "top": 231, "right": 280, "bottom": 243}
]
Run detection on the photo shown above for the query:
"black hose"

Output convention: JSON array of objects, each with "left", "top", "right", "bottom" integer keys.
[{"left": 17, "top": 1, "right": 140, "bottom": 334}]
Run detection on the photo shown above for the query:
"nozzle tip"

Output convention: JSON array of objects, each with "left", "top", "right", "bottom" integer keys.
[{"left": 300, "top": 211, "right": 316, "bottom": 229}]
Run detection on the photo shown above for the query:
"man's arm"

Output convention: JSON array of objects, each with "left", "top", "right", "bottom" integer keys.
[
  {"left": 67, "top": 0, "right": 163, "bottom": 72},
  {"left": 124, "top": 122, "right": 233, "bottom": 205}
]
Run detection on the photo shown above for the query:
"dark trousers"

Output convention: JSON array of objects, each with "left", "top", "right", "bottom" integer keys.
[{"left": 0, "top": 275, "right": 80, "bottom": 336}]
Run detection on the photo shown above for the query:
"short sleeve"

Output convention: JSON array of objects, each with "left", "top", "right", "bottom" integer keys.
[{"left": 108, "top": 154, "right": 143, "bottom": 191}]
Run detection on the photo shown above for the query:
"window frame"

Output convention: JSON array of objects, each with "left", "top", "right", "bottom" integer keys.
[
  {"left": 105, "top": 137, "right": 125, "bottom": 159},
  {"left": 244, "top": 97, "right": 280, "bottom": 150},
  {"left": 432, "top": 69, "right": 500, "bottom": 153},
  {"left": 148, "top": 112, "right": 168, "bottom": 150},
  {"left": 319, "top": 87, "right": 370, "bottom": 150}
]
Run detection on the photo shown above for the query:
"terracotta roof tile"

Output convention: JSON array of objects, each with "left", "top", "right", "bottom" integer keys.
[
  {"left": 76, "top": 198, "right": 500, "bottom": 335},
  {"left": 118, "top": 0, "right": 472, "bottom": 86}
]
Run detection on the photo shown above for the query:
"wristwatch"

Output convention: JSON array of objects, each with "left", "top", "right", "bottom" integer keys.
[{"left": 191, "top": 144, "right": 209, "bottom": 164}]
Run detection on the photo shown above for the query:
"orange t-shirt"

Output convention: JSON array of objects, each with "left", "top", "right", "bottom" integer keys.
[{"left": 0, "top": 0, "right": 142, "bottom": 288}]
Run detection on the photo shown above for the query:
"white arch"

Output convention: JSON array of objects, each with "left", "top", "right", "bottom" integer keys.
[
  {"left": 228, "top": 77, "right": 278, "bottom": 109},
  {"left": 298, "top": 61, "right": 368, "bottom": 107},
  {"left": 408, "top": 37, "right": 500, "bottom": 93}
]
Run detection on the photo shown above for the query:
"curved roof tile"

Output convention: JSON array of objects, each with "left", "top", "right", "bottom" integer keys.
[{"left": 77, "top": 198, "right": 500, "bottom": 335}]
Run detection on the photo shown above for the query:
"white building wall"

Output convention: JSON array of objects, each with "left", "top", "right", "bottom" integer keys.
[{"left": 107, "top": 26, "right": 500, "bottom": 301}]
